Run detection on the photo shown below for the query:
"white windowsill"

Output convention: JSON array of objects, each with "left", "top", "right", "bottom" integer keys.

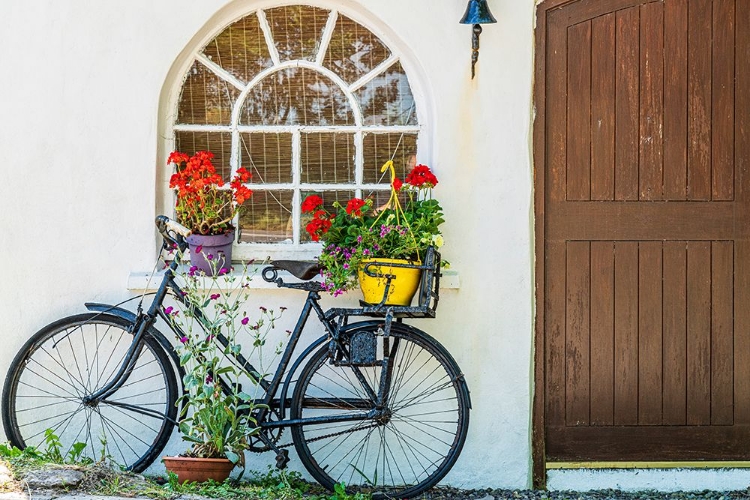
[{"left": 127, "top": 268, "right": 460, "bottom": 292}]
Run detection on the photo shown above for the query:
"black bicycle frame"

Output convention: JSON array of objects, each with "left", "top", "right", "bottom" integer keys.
[{"left": 85, "top": 254, "right": 393, "bottom": 433}]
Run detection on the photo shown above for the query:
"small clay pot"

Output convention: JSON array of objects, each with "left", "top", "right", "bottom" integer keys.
[{"left": 162, "top": 456, "right": 234, "bottom": 483}]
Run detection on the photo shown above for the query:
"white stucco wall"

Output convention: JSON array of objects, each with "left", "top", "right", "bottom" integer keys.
[{"left": 0, "top": 0, "right": 536, "bottom": 489}]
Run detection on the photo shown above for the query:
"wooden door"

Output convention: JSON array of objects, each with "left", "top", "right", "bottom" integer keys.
[{"left": 534, "top": 0, "right": 750, "bottom": 468}]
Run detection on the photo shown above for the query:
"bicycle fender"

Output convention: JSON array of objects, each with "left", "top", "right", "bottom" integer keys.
[
  {"left": 279, "top": 334, "right": 328, "bottom": 415},
  {"left": 84, "top": 303, "right": 185, "bottom": 386}
]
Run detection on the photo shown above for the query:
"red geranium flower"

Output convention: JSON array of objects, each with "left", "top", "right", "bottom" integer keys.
[
  {"left": 305, "top": 217, "right": 332, "bottom": 241},
  {"left": 392, "top": 178, "right": 403, "bottom": 191},
  {"left": 167, "top": 150, "right": 254, "bottom": 234},
  {"left": 346, "top": 198, "right": 366, "bottom": 217},
  {"left": 405, "top": 164, "right": 439, "bottom": 188},
  {"left": 302, "top": 195, "right": 324, "bottom": 213}
]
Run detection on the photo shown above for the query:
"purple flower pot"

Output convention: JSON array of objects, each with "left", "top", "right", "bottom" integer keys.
[{"left": 186, "top": 231, "right": 234, "bottom": 276}]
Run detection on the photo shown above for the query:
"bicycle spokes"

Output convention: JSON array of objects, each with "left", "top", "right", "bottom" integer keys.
[
  {"left": 291, "top": 325, "right": 469, "bottom": 498},
  {"left": 4, "top": 314, "right": 177, "bottom": 471}
]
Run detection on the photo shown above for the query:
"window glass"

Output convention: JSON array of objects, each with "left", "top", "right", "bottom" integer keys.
[
  {"left": 239, "top": 133, "right": 293, "bottom": 184},
  {"left": 265, "top": 6, "right": 330, "bottom": 62},
  {"left": 171, "top": 6, "right": 421, "bottom": 251},
  {"left": 175, "top": 131, "right": 233, "bottom": 181},
  {"left": 202, "top": 15, "right": 273, "bottom": 84},
  {"left": 301, "top": 133, "right": 355, "bottom": 184},
  {"left": 238, "top": 190, "right": 293, "bottom": 243},
  {"left": 355, "top": 61, "right": 417, "bottom": 126},
  {"left": 177, "top": 61, "right": 239, "bottom": 125},
  {"left": 238, "top": 68, "right": 354, "bottom": 126},
  {"left": 362, "top": 133, "right": 418, "bottom": 184},
  {"left": 323, "top": 14, "right": 391, "bottom": 84}
]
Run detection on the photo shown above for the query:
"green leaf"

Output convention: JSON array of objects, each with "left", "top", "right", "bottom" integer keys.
[{"left": 224, "top": 450, "right": 240, "bottom": 464}]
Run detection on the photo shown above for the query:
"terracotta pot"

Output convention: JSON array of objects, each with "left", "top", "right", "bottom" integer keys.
[
  {"left": 358, "top": 258, "right": 422, "bottom": 306},
  {"left": 186, "top": 231, "right": 234, "bottom": 276},
  {"left": 162, "top": 456, "right": 235, "bottom": 483}
]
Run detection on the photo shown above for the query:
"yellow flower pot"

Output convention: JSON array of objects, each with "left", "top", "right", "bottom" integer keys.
[{"left": 358, "top": 258, "right": 422, "bottom": 306}]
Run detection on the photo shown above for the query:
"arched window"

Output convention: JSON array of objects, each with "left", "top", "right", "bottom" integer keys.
[{"left": 169, "top": 5, "right": 423, "bottom": 258}]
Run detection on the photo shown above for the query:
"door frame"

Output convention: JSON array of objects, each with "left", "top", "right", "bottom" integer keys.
[{"left": 532, "top": 0, "right": 579, "bottom": 488}]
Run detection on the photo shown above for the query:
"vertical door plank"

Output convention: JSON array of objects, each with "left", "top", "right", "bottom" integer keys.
[
  {"left": 663, "top": 0, "right": 688, "bottom": 200},
  {"left": 687, "top": 241, "right": 711, "bottom": 425},
  {"left": 639, "top": 241, "right": 663, "bottom": 424},
  {"left": 591, "top": 13, "right": 616, "bottom": 201},
  {"left": 615, "top": 7, "right": 640, "bottom": 201},
  {"left": 546, "top": 241, "right": 567, "bottom": 427},
  {"left": 687, "top": 0, "right": 712, "bottom": 200},
  {"left": 591, "top": 241, "right": 615, "bottom": 425},
  {"left": 663, "top": 241, "right": 687, "bottom": 425},
  {"left": 712, "top": 0, "right": 735, "bottom": 201},
  {"left": 639, "top": 2, "right": 664, "bottom": 200},
  {"left": 547, "top": 23, "right": 568, "bottom": 203},
  {"left": 734, "top": 0, "right": 750, "bottom": 425},
  {"left": 711, "top": 241, "right": 734, "bottom": 425},
  {"left": 735, "top": 241, "right": 750, "bottom": 424},
  {"left": 566, "top": 241, "right": 590, "bottom": 426},
  {"left": 567, "top": 22, "right": 592, "bottom": 201},
  {"left": 614, "top": 241, "right": 638, "bottom": 424}
]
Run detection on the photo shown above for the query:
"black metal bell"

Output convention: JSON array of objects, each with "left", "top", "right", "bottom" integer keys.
[
  {"left": 459, "top": 0, "right": 497, "bottom": 25},
  {"left": 459, "top": 0, "right": 496, "bottom": 78}
]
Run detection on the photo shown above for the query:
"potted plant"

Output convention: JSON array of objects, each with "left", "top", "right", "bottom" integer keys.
[
  {"left": 162, "top": 258, "right": 281, "bottom": 483},
  {"left": 302, "top": 161, "right": 445, "bottom": 304},
  {"left": 167, "top": 151, "right": 253, "bottom": 275}
]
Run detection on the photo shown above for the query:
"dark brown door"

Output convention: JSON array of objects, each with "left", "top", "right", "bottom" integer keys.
[{"left": 535, "top": 0, "right": 750, "bottom": 463}]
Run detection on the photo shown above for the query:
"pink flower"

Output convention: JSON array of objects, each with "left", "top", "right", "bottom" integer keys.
[
  {"left": 195, "top": 245, "right": 203, "bottom": 254},
  {"left": 179, "top": 336, "right": 188, "bottom": 344},
  {"left": 164, "top": 306, "right": 173, "bottom": 315},
  {"left": 210, "top": 293, "right": 220, "bottom": 300},
  {"left": 241, "top": 317, "right": 249, "bottom": 325}
]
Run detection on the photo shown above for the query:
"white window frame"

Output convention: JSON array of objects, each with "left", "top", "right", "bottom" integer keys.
[{"left": 159, "top": 4, "right": 431, "bottom": 261}]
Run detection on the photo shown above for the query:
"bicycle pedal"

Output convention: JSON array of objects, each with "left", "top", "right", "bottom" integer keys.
[{"left": 275, "top": 449, "right": 289, "bottom": 470}]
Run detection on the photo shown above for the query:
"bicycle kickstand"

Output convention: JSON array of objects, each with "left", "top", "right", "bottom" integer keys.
[{"left": 256, "top": 433, "right": 290, "bottom": 469}]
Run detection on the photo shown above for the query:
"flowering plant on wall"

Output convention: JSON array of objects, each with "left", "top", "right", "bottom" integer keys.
[
  {"left": 302, "top": 162, "right": 445, "bottom": 296},
  {"left": 168, "top": 151, "right": 253, "bottom": 235},
  {"left": 164, "top": 258, "right": 283, "bottom": 466}
]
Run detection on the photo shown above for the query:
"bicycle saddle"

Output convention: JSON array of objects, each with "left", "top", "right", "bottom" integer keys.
[{"left": 269, "top": 260, "right": 322, "bottom": 280}]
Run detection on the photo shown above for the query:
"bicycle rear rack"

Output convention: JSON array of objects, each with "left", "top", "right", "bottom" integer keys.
[{"left": 328, "top": 246, "right": 442, "bottom": 321}]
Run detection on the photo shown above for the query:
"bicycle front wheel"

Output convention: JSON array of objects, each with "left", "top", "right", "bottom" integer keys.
[
  {"left": 290, "top": 323, "right": 470, "bottom": 499},
  {"left": 2, "top": 313, "right": 178, "bottom": 472}
]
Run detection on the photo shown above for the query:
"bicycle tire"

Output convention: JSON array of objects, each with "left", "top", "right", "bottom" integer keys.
[
  {"left": 290, "top": 322, "right": 470, "bottom": 499},
  {"left": 2, "top": 313, "right": 178, "bottom": 472}
]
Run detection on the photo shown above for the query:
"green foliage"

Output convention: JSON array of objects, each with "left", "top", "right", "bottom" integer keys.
[
  {"left": 304, "top": 162, "right": 445, "bottom": 295},
  {"left": 0, "top": 446, "right": 373, "bottom": 500},
  {"left": 165, "top": 257, "right": 284, "bottom": 464},
  {"left": 0, "top": 431, "right": 90, "bottom": 466}
]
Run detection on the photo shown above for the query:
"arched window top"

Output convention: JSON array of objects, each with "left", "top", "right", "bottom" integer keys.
[
  {"left": 170, "top": 5, "right": 423, "bottom": 256},
  {"left": 238, "top": 67, "right": 355, "bottom": 126}
]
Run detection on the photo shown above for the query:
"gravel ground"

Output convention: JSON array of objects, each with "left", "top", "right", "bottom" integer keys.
[
  {"left": 417, "top": 487, "right": 750, "bottom": 499},
  {"left": 5, "top": 462, "right": 750, "bottom": 500}
]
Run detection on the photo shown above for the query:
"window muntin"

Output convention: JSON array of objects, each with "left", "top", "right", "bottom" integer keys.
[{"left": 172, "top": 6, "right": 420, "bottom": 256}]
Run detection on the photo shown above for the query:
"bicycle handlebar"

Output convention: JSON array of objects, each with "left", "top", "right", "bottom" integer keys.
[{"left": 155, "top": 215, "right": 191, "bottom": 250}]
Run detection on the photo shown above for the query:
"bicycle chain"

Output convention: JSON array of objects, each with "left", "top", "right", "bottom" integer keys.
[{"left": 275, "top": 422, "right": 380, "bottom": 449}]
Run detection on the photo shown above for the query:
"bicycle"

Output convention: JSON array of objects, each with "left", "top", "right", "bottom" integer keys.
[{"left": 2, "top": 215, "right": 471, "bottom": 498}]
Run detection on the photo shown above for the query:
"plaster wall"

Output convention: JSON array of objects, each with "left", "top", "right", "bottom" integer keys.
[{"left": 0, "top": 0, "right": 536, "bottom": 489}]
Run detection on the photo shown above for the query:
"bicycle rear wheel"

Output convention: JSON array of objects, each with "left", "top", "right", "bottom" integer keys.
[
  {"left": 290, "top": 322, "right": 470, "bottom": 499},
  {"left": 2, "top": 313, "right": 178, "bottom": 472}
]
